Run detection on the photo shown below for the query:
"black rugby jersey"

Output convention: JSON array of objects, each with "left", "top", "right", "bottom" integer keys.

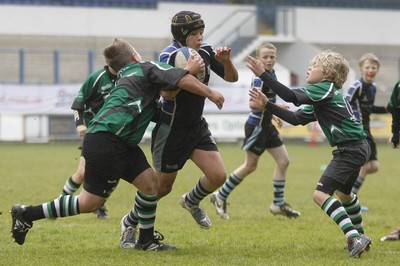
[
  {"left": 345, "top": 78, "right": 387, "bottom": 132},
  {"left": 158, "top": 40, "right": 226, "bottom": 128}
]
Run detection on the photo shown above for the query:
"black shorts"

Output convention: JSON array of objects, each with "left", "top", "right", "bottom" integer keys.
[
  {"left": 151, "top": 118, "right": 218, "bottom": 173},
  {"left": 242, "top": 123, "right": 283, "bottom": 156},
  {"left": 316, "top": 139, "right": 371, "bottom": 195},
  {"left": 82, "top": 132, "right": 151, "bottom": 198}
]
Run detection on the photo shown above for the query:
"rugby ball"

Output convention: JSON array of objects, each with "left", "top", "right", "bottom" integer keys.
[{"left": 174, "top": 46, "right": 205, "bottom": 83}]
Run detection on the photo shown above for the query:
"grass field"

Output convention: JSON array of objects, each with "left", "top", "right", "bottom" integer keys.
[{"left": 1, "top": 141, "right": 400, "bottom": 265}]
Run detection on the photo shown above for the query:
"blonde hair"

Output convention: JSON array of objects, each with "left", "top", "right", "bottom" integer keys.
[
  {"left": 358, "top": 53, "right": 380, "bottom": 70},
  {"left": 103, "top": 38, "right": 135, "bottom": 72},
  {"left": 310, "top": 50, "right": 349, "bottom": 88},
  {"left": 256, "top": 42, "right": 277, "bottom": 57}
]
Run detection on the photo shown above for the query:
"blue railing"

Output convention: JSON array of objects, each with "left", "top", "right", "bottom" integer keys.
[{"left": 0, "top": 48, "right": 159, "bottom": 84}]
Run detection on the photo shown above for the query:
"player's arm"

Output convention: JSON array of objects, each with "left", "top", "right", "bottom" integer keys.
[
  {"left": 160, "top": 90, "right": 180, "bottom": 100},
  {"left": 249, "top": 88, "right": 314, "bottom": 125},
  {"left": 387, "top": 82, "right": 400, "bottom": 148},
  {"left": 214, "top": 47, "right": 238, "bottom": 82},
  {"left": 246, "top": 55, "right": 304, "bottom": 105},
  {"left": 73, "top": 109, "right": 87, "bottom": 136},
  {"left": 177, "top": 74, "right": 224, "bottom": 109}
]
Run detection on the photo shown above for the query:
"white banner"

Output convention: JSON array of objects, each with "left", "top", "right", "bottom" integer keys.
[
  {"left": 0, "top": 84, "right": 251, "bottom": 115},
  {"left": 0, "top": 84, "right": 80, "bottom": 115}
]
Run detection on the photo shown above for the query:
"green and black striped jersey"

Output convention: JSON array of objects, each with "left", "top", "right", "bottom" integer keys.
[
  {"left": 71, "top": 66, "right": 117, "bottom": 126},
  {"left": 87, "top": 61, "right": 186, "bottom": 147},
  {"left": 264, "top": 79, "right": 367, "bottom": 147},
  {"left": 293, "top": 82, "right": 367, "bottom": 146}
]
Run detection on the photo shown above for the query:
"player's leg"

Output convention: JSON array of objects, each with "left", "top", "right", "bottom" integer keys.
[
  {"left": 179, "top": 149, "right": 225, "bottom": 229},
  {"left": 157, "top": 171, "right": 179, "bottom": 199},
  {"left": 131, "top": 168, "right": 176, "bottom": 251},
  {"left": 60, "top": 156, "right": 85, "bottom": 197},
  {"left": 60, "top": 155, "right": 109, "bottom": 219},
  {"left": 211, "top": 151, "right": 259, "bottom": 220},
  {"left": 315, "top": 143, "right": 371, "bottom": 258},
  {"left": 10, "top": 189, "right": 105, "bottom": 245},
  {"left": 267, "top": 145, "right": 300, "bottom": 218},
  {"left": 120, "top": 146, "right": 176, "bottom": 251},
  {"left": 352, "top": 138, "right": 378, "bottom": 195},
  {"left": 120, "top": 170, "right": 178, "bottom": 248}
]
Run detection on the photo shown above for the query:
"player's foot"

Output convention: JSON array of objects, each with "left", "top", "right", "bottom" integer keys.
[
  {"left": 10, "top": 204, "right": 33, "bottom": 245},
  {"left": 135, "top": 231, "right": 177, "bottom": 251},
  {"left": 270, "top": 202, "right": 301, "bottom": 218},
  {"left": 120, "top": 214, "right": 137, "bottom": 248},
  {"left": 94, "top": 204, "right": 110, "bottom": 219},
  {"left": 380, "top": 227, "right": 400, "bottom": 241},
  {"left": 348, "top": 234, "right": 372, "bottom": 258},
  {"left": 360, "top": 206, "right": 369, "bottom": 212},
  {"left": 344, "top": 233, "right": 368, "bottom": 250},
  {"left": 210, "top": 192, "right": 229, "bottom": 220},
  {"left": 180, "top": 193, "right": 212, "bottom": 229}
]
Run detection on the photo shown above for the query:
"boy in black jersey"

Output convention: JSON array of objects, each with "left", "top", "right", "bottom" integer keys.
[
  {"left": 10, "top": 38, "right": 224, "bottom": 251},
  {"left": 211, "top": 43, "right": 300, "bottom": 220},
  {"left": 345, "top": 53, "right": 387, "bottom": 199},
  {"left": 247, "top": 50, "right": 371, "bottom": 258},
  {"left": 120, "top": 11, "right": 238, "bottom": 233}
]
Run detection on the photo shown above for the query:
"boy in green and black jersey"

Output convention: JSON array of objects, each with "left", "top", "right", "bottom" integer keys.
[{"left": 247, "top": 50, "right": 372, "bottom": 258}]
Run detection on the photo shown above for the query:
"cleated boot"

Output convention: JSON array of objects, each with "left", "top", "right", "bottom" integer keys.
[
  {"left": 210, "top": 192, "right": 229, "bottom": 220},
  {"left": 180, "top": 194, "right": 211, "bottom": 229},
  {"left": 270, "top": 202, "right": 301, "bottom": 218},
  {"left": 119, "top": 214, "right": 137, "bottom": 248},
  {"left": 95, "top": 204, "right": 110, "bottom": 219},
  {"left": 380, "top": 227, "right": 400, "bottom": 241},
  {"left": 135, "top": 231, "right": 177, "bottom": 251},
  {"left": 10, "top": 204, "right": 33, "bottom": 245},
  {"left": 348, "top": 234, "right": 372, "bottom": 258}
]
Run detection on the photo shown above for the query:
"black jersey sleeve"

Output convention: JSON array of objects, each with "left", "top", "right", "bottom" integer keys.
[
  {"left": 259, "top": 72, "right": 311, "bottom": 106},
  {"left": 74, "top": 110, "right": 84, "bottom": 127},
  {"left": 265, "top": 101, "right": 316, "bottom": 125}
]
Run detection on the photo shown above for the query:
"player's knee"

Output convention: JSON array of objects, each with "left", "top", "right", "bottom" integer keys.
[
  {"left": 158, "top": 183, "right": 173, "bottom": 199},
  {"left": 215, "top": 171, "right": 227, "bottom": 186},
  {"left": 277, "top": 158, "right": 289, "bottom": 170}
]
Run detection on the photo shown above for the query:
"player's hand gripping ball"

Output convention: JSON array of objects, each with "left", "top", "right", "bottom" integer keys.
[{"left": 174, "top": 47, "right": 205, "bottom": 83}]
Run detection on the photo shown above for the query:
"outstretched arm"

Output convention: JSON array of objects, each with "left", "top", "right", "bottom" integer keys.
[
  {"left": 249, "top": 89, "right": 314, "bottom": 125},
  {"left": 246, "top": 55, "right": 299, "bottom": 104}
]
